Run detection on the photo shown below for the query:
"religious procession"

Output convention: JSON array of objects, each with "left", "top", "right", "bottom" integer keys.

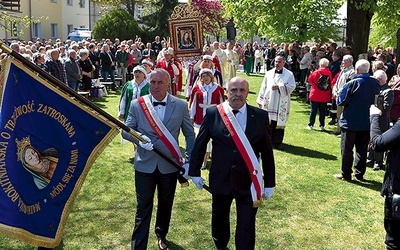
[{"left": 0, "top": 0, "right": 400, "bottom": 249}]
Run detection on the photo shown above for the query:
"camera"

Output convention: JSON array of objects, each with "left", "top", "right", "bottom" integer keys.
[{"left": 375, "top": 94, "right": 384, "bottom": 111}]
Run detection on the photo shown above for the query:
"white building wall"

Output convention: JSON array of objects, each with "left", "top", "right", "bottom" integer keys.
[{"left": 62, "top": 0, "right": 90, "bottom": 40}]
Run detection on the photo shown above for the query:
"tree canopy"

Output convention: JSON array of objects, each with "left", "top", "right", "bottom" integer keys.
[
  {"left": 0, "top": 10, "right": 46, "bottom": 38},
  {"left": 192, "top": 0, "right": 226, "bottom": 42},
  {"left": 139, "top": 0, "right": 179, "bottom": 42},
  {"left": 92, "top": 8, "right": 141, "bottom": 41},
  {"left": 369, "top": 0, "right": 400, "bottom": 49},
  {"left": 220, "top": 0, "right": 343, "bottom": 43}
]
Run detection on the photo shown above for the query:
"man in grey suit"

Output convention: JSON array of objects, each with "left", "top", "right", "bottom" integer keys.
[{"left": 122, "top": 68, "right": 195, "bottom": 250}]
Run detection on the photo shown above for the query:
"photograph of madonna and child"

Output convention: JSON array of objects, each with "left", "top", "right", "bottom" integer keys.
[{"left": 16, "top": 136, "right": 58, "bottom": 190}]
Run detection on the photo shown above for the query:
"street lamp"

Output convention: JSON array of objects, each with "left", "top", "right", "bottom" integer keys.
[{"left": 342, "top": 18, "right": 347, "bottom": 47}]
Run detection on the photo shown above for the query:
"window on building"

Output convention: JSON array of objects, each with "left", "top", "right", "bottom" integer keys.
[
  {"left": 50, "top": 0, "right": 57, "bottom": 2},
  {"left": 51, "top": 23, "right": 58, "bottom": 38},
  {"left": 0, "top": 0, "right": 21, "bottom": 11},
  {"left": 33, "top": 23, "right": 42, "bottom": 38},
  {"left": 79, "top": 0, "right": 85, "bottom": 8},
  {"left": 67, "top": 0, "right": 73, "bottom": 5},
  {"left": 67, "top": 25, "right": 73, "bottom": 34},
  {"left": 137, "top": 6, "right": 143, "bottom": 18}
]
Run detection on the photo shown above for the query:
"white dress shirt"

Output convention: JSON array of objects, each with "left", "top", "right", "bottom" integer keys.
[
  {"left": 152, "top": 94, "right": 168, "bottom": 121},
  {"left": 230, "top": 104, "right": 247, "bottom": 131}
]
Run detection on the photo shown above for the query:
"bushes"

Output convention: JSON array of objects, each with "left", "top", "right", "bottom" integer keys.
[{"left": 92, "top": 9, "right": 142, "bottom": 41}]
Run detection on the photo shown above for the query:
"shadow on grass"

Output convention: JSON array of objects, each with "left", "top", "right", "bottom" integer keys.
[
  {"left": 282, "top": 143, "right": 337, "bottom": 160},
  {"left": 166, "top": 241, "right": 185, "bottom": 250},
  {"left": 246, "top": 74, "right": 265, "bottom": 78},
  {"left": 348, "top": 178, "right": 382, "bottom": 192}
]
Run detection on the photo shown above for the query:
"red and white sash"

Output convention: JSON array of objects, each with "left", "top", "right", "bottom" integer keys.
[
  {"left": 217, "top": 102, "right": 263, "bottom": 207},
  {"left": 138, "top": 95, "right": 184, "bottom": 166}
]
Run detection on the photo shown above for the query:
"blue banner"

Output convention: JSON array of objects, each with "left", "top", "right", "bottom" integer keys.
[{"left": 0, "top": 59, "right": 118, "bottom": 247}]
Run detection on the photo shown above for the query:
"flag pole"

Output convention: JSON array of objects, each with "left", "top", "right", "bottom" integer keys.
[{"left": 0, "top": 41, "right": 211, "bottom": 193}]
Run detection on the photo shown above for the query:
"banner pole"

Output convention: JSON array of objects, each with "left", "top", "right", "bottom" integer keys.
[{"left": 0, "top": 41, "right": 211, "bottom": 193}]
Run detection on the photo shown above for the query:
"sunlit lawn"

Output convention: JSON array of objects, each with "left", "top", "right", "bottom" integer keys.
[{"left": 0, "top": 72, "right": 386, "bottom": 249}]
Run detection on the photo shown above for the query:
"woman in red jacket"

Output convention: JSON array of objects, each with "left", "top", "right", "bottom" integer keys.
[{"left": 306, "top": 58, "right": 333, "bottom": 131}]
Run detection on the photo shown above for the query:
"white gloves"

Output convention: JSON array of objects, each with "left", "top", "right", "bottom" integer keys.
[
  {"left": 182, "top": 163, "right": 204, "bottom": 189},
  {"left": 182, "top": 163, "right": 190, "bottom": 180},
  {"left": 138, "top": 135, "right": 153, "bottom": 151},
  {"left": 370, "top": 104, "right": 382, "bottom": 116},
  {"left": 191, "top": 176, "right": 204, "bottom": 189},
  {"left": 263, "top": 187, "right": 275, "bottom": 200}
]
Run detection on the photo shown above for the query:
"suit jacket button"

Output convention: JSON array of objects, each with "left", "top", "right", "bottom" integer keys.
[
  {"left": 233, "top": 149, "right": 237, "bottom": 153},
  {"left": 231, "top": 165, "right": 236, "bottom": 168}
]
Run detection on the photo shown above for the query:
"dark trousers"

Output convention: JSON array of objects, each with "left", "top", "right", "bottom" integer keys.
[
  {"left": 340, "top": 129, "right": 369, "bottom": 179},
  {"left": 330, "top": 99, "right": 337, "bottom": 120},
  {"left": 308, "top": 101, "right": 327, "bottom": 127},
  {"left": 269, "top": 120, "right": 285, "bottom": 146},
  {"left": 367, "top": 148, "right": 385, "bottom": 165},
  {"left": 101, "top": 68, "right": 116, "bottom": 90},
  {"left": 384, "top": 196, "right": 400, "bottom": 249},
  {"left": 300, "top": 68, "right": 309, "bottom": 85},
  {"left": 131, "top": 168, "right": 177, "bottom": 250},
  {"left": 212, "top": 192, "right": 258, "bottom": 250}
]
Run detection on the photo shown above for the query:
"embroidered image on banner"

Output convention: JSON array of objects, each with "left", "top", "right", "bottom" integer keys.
[{"left": 0, "top": 59, "right": 118, "bottom": 248}]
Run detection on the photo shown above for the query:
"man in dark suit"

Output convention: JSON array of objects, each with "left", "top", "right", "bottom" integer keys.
[
  {"left": 187, "top": 76, "right": 276, "bottom": 250},
  {"left": 122, "top": 68, "right": 195, "bottom": 250},
  {"left": 99, "top": 44, "right": 116, "bottom": 90}
]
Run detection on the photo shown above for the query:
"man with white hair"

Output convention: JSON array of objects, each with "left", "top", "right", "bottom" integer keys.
[
  {"left": 332, "top": 54, "right": 356, "bottom": 134},
  {"left": 334, "top": 59, "right": 381, "bottom": 181},
  {"left": 45, "top": 49, "right": 67, "bottom": 85},
  {"left": 10, "top": 42, "right": 20, "bottom": 53},
  {"left": 366, "top": 70, "right": 394, "bottom": 170}
]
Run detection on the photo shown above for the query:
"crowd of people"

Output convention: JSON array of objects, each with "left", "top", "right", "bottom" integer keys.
[{"left": 1, "top": 36, "right": 400, "bottom": 249}]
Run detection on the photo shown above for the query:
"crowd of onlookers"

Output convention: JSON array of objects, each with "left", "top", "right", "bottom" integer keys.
[
  {"left": 1, "top": 37, "right": 399, "bottom": 126},
  {"left": 0, "top": 36, "right": 170, "bottom": 93}
]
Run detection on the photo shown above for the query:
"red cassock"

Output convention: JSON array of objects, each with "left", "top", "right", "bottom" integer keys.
[
  {"left": 175, "top": 58, "right": 183, "bottom": 92},
  {"left": 156, "top": 58, "right": 183, "bottom": 96},
  {"left": 189, "top": 83, "right": 225, "bottom": 126},
  {"left": 213, "top": 56, "right": 222, "bottom": 73}
]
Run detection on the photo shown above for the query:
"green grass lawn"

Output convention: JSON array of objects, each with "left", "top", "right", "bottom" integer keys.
[{"left": 0, "top": 72, "right": 386, "bottom": 249}]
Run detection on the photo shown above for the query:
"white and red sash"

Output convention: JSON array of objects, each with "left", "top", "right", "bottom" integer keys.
[
  {"left": 217, "top": 102, "right": 263, "bottom": 207},
  {"left": 138, "top": 95, "right": 184, "bottom": 166}
]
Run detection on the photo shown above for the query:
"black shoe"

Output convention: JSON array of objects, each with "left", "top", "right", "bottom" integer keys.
[
  {"left": 328, "top": 119, "right": 336, "bottom": 125},
  {"left": 157, "top": 237, "right": 168, "bottom": 250},
  {"left": 351, "top": 173, "right": 364, "bottom": 181}
]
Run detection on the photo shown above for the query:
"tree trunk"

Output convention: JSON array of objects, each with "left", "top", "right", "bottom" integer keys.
[
  {"left": 298, "top": 23, "right": 308, "bottom": 42},
  {"left": 346, "top": 0, "right": 374, "bottom": 60},
  {"left": 126, "top": 0, "right": 135, "bottom": 16}
]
